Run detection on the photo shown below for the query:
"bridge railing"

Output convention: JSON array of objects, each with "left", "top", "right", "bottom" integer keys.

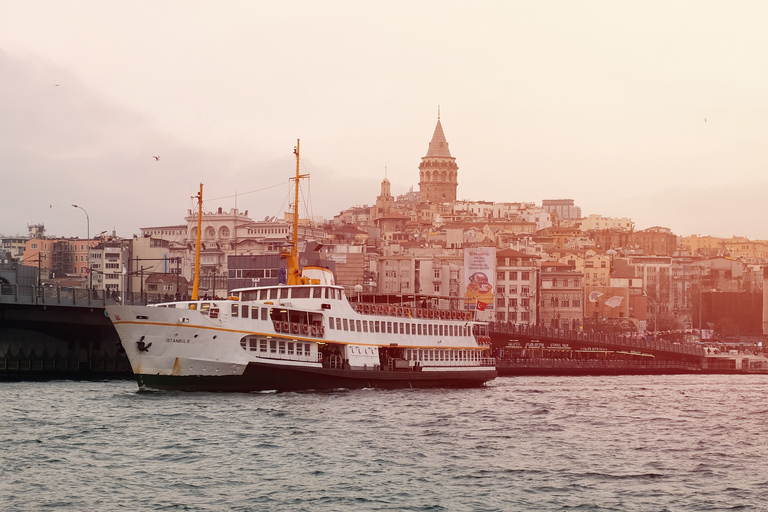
[
  {"left": 489, "top": 322, "right": 706, "bottom": 357},
  {"left": 0, "top": 284, "right": 173, "bottom": 308}
]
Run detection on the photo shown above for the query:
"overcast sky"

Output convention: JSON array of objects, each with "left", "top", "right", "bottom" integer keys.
[{"left": 2, "top": 1, "right": 767, "bottom": 240}]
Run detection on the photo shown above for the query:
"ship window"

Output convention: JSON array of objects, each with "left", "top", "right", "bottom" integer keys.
[
  {"left": 249, "top": 339, "right": 258, "bottom": 352},
  {"left": 387, "top": 322, "right": 392, "bottom": 334},
  {"left": 356, "top": 320, "right": 362, "bottom": 331},
  {"left": 375, "top": 321, "right": 380, "bottom": 333},
  {"left": 293, "top": 288, "right": 310, "bottom": 299},
  {"left": 261, "top": 308, "right": 268, "bottom": 320},
  {"left": 200, "top": 303, "right": 211, "bottom": 313},
  {"left": 417, "top": 324, "right": 422, "bottom": 335},
  {"left": 280, "top": 288, "right": 289, "bottom": 299},
  {"left": 325, "top": 288, "right": 331, "bottom": 299},
  {"left": 260, "top": 340, "right": 268, "bottom": 352},
  {"left": 287, "top": 342, "right": 294, "bottom": 355},
  {"left": 406, "top": 323, "right": 410, "bottom": 335},
  {"left": 270, "top": 340, "right": 277, "bottom": 353},
  {"left": 438, "top": 325, "right": 443, "bottom": 336},
  {"left": 336, "top": 318, "right": 342, "bottom": 330},
  {"left": 250, "top": 308, "right": 258, "bottom": 319},
  {"left": 313, "top": 288, "right": 322, "bottom": 298},
  {"left": 363, "top": 321, "right": 369, "bottom": 333},
  {"left": 296, "top": 343, "right": 303, "bottom": 355},
  {"left": 343, "top": 318, "right": 349, "bottom": 331},
  {"left": 428, "top": 325, "right": 433, "bottom": 336},
  {"left": 240, "top": 338, "right": 247, "bottom": 349},
  {"left": 231, "top": 305, "right": 239, "bottom": 317},
  {"left": 304, "top": 343, "right": 311, "bottom": 355},
  {"left": 241, "top": 305, "right": 249, "bottom": 318},
  {"left": 269, "top": 289, "right": 278, "bottom": 300},
  {"left": 328, "top": 317, "right": 335, "bottom": 329},
  {"left": 259, "top": 289, "right": 268, "bottom": 300},
  {"left": 279, "top": 341, "right": 286, "bottom": 354}
]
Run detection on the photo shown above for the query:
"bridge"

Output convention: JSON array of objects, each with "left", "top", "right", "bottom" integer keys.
[
  {"left": 0, "top": 284, "right": 160, "bottom": 380},
  {"left": 488, "top": 322, "right": 713, "bottom": 375},
  {"left": 0, "top": 284, "right": 732, "bottom": 380}
]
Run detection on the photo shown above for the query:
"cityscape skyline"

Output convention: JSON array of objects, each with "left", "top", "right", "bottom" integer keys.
[{"left": 2, "top": 2, "right": 768, "bottom": 239}]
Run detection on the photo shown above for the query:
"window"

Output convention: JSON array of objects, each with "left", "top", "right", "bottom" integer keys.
[
  {"left": 434, "top": 283, "right": 440, "bottom": 293},
  {"left": 356, "top": 320, "right": 362, "bottom": 332},
  {"left": 509, "top": 298, "right": 517, "bottom": 308},
  {"left": 434, "top": 269, "right": 440, "bottom": 279},
  {"left": 521, "top": 271, "right": 530, "bottom": 280},
  {"left": 497, "top": 271, "right": 505, "bottom": 281},
  {"left": 510, "top": 271, "right": 518, "bottom": 280},
  {"left": 231, "top": 305, "right": 239, "bottom": 317},
  {"left": 521, "top": 298, "right": 530, "bottom": 308},
  {"left": 496, "top": 298, "right": 505, "bottom": 307}
]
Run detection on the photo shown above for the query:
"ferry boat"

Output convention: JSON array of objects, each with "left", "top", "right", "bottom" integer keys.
[{"left": 106, "top": 141, "right": 497, "bottom": 392}]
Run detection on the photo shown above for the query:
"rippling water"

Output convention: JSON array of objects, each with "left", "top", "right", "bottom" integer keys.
[{"left": 2, "top": 375, "right": 767, "bottom": 511}]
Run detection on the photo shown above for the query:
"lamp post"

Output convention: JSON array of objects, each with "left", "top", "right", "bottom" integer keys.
[
  {"left": 71, "top": 204, "right": 91, "bottom": 290},
  {"left": 644, "top": 293, "right": 657, "bottom": 339}
]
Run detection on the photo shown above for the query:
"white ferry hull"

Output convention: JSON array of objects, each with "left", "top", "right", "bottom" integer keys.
[{"left": 107, "top": 304, "right": 497, "bottom": 392}]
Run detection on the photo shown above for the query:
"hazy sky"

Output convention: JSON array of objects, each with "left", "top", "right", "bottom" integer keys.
[{"left": 2, "top": 1, "right": 767, "bottom": 240}]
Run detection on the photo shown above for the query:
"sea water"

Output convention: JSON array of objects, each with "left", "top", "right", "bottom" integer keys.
[{"left": 1, "top": 375, "right": 767, "bottom": 511}]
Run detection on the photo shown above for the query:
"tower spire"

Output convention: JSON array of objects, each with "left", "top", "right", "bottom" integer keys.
[{"left": 438, "top": 105, "right": 440, "bottom": 121}]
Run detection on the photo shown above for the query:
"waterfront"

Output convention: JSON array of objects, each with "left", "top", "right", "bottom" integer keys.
[{"left": 2, "top": 375, "right": 767, "bottom": 511}]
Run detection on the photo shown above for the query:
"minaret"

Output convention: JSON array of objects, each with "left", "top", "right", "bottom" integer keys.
[
  {"left": 418, "top": 108, "right": 458, "bottom": 203},
  {"left": 374, "top": 167, "right": 394, "bottom": 219}
]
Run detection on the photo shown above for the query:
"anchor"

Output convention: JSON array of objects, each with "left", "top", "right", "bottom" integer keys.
[{"left": 136, "top": 336, "right": 152, "bottom": 352}]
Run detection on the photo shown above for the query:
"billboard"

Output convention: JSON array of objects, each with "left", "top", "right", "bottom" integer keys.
[{"left": 463, "top": 247, "right": 496, "bottom": 318}]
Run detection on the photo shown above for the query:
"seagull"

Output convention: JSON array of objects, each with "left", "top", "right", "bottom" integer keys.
[{"left": 152, "top": 156, "right": 160, "bottom": 161}]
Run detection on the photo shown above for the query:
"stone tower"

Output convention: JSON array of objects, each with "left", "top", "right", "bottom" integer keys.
[{"left": 418, "top": 112, "right": 458, "bottom": 203}]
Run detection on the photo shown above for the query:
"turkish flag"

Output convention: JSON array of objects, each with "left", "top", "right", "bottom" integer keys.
[{"left": 476, "top": 301, "right": 487, "bottom": 311}]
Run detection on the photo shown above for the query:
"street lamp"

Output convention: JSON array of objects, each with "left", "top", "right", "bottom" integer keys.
[
  {"left": 644, "top": 292, "right": 657, "bottom": 339},
  {"left": 71, "top": 204, "right": 91, "bottom": 290}
]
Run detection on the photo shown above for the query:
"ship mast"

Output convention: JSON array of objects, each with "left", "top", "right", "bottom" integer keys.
[
  {"left": 286, "top": 139, "right": 308, "bottom": 285},
  {"left": 191, "top": 183, "right": 203, "bottom": 300}
]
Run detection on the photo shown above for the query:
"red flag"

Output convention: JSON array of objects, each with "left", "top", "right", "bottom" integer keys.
[{"left": 476, "top": 301, "right": 487, "bottom": 311}]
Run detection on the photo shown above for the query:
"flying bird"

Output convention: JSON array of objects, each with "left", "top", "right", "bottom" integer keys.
[{"left": 152, "top": 156, "right": 160, "bottom": 161}]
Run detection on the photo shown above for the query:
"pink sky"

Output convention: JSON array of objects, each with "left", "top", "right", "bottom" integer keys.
[{"left": 1, "top": 1, "right": 767, "bottom": 239}]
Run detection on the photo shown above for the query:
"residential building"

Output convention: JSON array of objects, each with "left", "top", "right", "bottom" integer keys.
[
  {"left": 494, "top": 248, "right": 539, "bottom": 325},
  {"left": 539, "top": 261, "right": 584, "bottom": 329}
]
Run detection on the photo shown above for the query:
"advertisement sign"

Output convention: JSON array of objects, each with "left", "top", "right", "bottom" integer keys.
[{"left": 463, "top": 248, "right": 496, "bottom": 318}]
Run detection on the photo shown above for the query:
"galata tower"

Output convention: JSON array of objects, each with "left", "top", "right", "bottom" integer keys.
[{"left": 418, "top": 111, "right": 458, "bottom": 203}]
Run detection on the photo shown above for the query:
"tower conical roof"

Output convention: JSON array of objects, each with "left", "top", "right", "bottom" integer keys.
[{"left": 425, "top": 119, "right": 452, "bottom": 158}]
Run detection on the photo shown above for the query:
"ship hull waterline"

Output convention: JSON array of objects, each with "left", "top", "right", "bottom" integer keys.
[{"left": 131, "top": 360, "right": 497, "bottom": 392}]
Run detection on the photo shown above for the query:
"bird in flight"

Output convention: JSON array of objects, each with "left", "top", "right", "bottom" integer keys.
[{"left": 153, "top": 156, "right": 160, "bottom": 161}]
